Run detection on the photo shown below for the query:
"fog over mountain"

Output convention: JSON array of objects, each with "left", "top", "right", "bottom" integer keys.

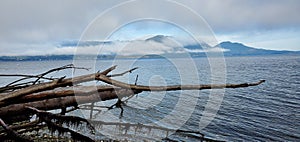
[
  {"left": 62, "top": 35, "right": 299, "bottom": 56},
  {"left": 58, "top": 35, "right": 228, "bottom": 56},
  {"left": 0, "top": 35, "right": 299, "bottom": 61}
]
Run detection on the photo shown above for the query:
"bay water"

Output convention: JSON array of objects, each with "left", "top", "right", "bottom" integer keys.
[{"left": 0, "top": 55, "right": 299, "bottom": 141}]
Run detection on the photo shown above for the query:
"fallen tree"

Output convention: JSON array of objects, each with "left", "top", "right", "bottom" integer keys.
[{"left": 0, "top": 64, "right": 265, "bottom": 141}]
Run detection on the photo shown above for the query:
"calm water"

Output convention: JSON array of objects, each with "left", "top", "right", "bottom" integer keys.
[{"left": 0, "top": 55, "right": 299, "bottom": 141}]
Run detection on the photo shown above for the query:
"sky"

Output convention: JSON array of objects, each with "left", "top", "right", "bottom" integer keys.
[{"left": 0, "top": 0, "right": 299, "bottom": 56}]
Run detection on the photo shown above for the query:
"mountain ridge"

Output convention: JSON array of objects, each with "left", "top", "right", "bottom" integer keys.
[
  {"left": 0, "top": 35, "right": 299, "bottom": 61},
  {"left": 216, "top": 41, "right": 299, "bottom": 56}
]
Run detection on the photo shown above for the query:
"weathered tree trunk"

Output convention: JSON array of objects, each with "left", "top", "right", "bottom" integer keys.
[
  {"left": 0, "top": 79, "right": 264, "bottom": 117},
  {"left": 0, "top": 88, "right": 138, "bottom": 117},
  {"left": 0, "top": 65, "right": 265, "bottom": 141}
]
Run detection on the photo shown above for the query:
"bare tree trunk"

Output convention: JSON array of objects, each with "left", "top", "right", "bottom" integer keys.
[{"left": 0, "top": 65, "right": 265, "bottom": 141}]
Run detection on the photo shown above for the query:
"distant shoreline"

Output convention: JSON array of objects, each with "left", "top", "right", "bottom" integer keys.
[{"left": 0, "top": 53, "right": 299, "bottom": 62}]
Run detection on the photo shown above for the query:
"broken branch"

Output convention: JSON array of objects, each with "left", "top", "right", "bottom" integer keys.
[{"left": 96, "top": 74, "right": 265, "bottom": 91}]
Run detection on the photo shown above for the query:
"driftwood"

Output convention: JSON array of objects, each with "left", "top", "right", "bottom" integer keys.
[{"left": 0, "top": 64, "right": 265, "bottom": 141}]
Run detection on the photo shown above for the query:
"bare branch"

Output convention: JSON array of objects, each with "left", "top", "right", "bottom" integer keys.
[
  {"left": 0, "top": 64, "right": 90, "bottom": 94},
  {"left": 0, "top": 65, "right": 120, "bottom": 103},
  {"left": 96, "top": 74, "right": 265, "bottom": 91},
  {"left": 0, "top": 82, "right": 34, "bottom": 93},
  {"left": 0, "top": 74, "right": 54, "bottom": 80},
  {"left": 1, "top": 64, "right": 89, "bottom": 87},
  {"left": 107, "top": 67, "right": 138, "bottom": 77},
  {"left": 100, "top": 65, "right": 117, "bottom": 75}
]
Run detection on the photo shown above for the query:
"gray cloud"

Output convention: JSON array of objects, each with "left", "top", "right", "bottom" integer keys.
[
  {"left": 179, "top": 0, "right": 300, "bottom": 32},
  {"left": 0, "top": 0, "right": 299, "bottom": 55},
  {"left": 0, "top": 0, "right": 121, "bottom": 42}
]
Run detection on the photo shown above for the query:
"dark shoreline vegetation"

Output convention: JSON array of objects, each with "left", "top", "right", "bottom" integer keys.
[{"left": 0, "top": 52, "right": 299, "bottom": 62}]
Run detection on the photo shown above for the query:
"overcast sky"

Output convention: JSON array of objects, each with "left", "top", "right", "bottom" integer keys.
[{"left": 0, "top": 0, "right": 299, "bottom": 56}]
